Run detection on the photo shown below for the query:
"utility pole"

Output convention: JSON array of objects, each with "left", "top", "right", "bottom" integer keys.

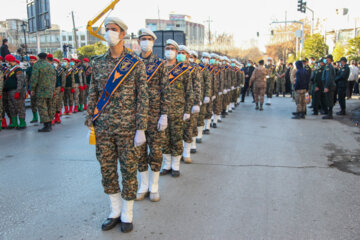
[
  {"left": 157, "top": 6, "right": 161, "bottom": 30},
  {"left": 71, "top": 11, "right": 78, "bottom": 50},
  {"left": 306, "top": 6, "right": 315, "bottom": 35},
  {"left": 204, "top": 17, "right": 213, "bottom": 45}
]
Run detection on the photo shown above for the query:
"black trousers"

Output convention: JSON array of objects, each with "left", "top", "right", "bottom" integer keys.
[
  {"left": 347, "top": 81, "right": 355, "bottom": 99},
  {"left": 337, "top": 87, "right": 346, "bottom": 111}
]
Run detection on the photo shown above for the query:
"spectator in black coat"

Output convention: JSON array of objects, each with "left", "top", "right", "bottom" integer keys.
[{"left": 1, "top": 39, "right": 10, "bottom": 61}]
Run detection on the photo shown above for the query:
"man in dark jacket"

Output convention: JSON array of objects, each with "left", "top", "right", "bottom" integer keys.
[
  {"left": 322, "top": 55, "right": 336, "bottom": 119},
  {"left": 241, "top": 60, "right": 255, "bottom": 102},
  {"left": 0, "top": 39, "right": 10, "bottom": 61},
  {"left": 335, "top": 57, "right": 350, "bottom": 115},
  {"left": 292, "top": 61, "right": 309, "bottom": 119}
]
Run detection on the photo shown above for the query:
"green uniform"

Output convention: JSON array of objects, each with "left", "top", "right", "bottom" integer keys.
[
  {"left": 213, "top": 66, "right": 223, "bottom": 116},
  {"left": 312, "top": 66, "right": 326, "bottom": 114},
  {"left": 276, "top": 64, "right": 286, "bottom": 94},
  {"left": 335, "top": 63, "right": 350, "bottom": 112},
  {"left": 265, "top": 64, "right": 276, "bottom": 98},
  {"left": 53, "top": 65, "right": 65, "bottom": 114},
  {"left": 30, "top": 59, "right": 56, "bottom": 123},
  {"left": 73, "top": 66, "right": 83, "bottom": 107},
  {"left": 64, "top": 67, "right": 75, "bottom": 108},
  {"left": 83, "top": 65, "right": 92, "bottom": 107},
  {"left": 197, "top": 64, "right": 211, "bottom": 127}
]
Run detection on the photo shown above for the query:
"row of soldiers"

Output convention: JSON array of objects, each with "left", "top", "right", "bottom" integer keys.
[
  {"left": 0, "top": 53, "right": 92, "bottom": 132},
  {"left": 83, "top": 17, "right": 244, "bottom": 233}
]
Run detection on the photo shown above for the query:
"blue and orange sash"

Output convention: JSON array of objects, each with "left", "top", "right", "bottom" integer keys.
[
  {"left": 168, "top": 62, "right": 189, "bottom": 85},
  {"left": 92, "top": 54, "right": 140, "bottom": 121},
  {"left": 145, "top": 57, "right": 163, "bottom": 82},
  {"left": 4, "top": 66, "right": 20, "bottom": 80},
  {"left": 215, "top": 67, "right": 221, "bottom": 75},
  {"left": 208, "top": 65, "right": 216, "bottom": 74},
  {"left": 198, "top": 63, "right": 207, "bottom": 73},
  {"left": 1, "top": 65, "right": 8, "bottom": 73},
  {"left": 66, "top": 68, "right": 73, "bottom": 78}
]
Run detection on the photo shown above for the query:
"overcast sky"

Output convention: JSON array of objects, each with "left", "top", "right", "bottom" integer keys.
[{"left": 2, "top": 0, "right": 359, "bottom": 50}]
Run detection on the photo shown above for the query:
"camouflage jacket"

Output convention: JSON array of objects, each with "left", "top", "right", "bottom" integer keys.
[
  {"left": 64, "top": 66, "right": 75, "bottom": 88},
  {"left": 215, "top": 66, "right": 223, "bottom": 94},
  {"left": 73, "top": 66, "right": 84, "bottom": 86},
  {"left": 265, "top": 64, "right": 276, "bottom": 79},
  {"left": 165, "top": 61, "right": 193, "bottom": 116},
  {"left": 140, "top": 52, "right": 170, "bottom": 123},
  {"left": 85, "top": 48, "right": 148, "bottom": 136},
  {"left": 276, "top": 64, "right": 286, "bottom": 79},
  {"left": 199, "top": 64, "right": 211, "bottom": 100},
  {"left": 30, "top": 59, "right": 56, "bottom": 98},
  {"left": 250, "top": 66, "right": 269, "bottom": 88},
  {"left": 186, "top": 62, "right": 201, "bottom": 106}
]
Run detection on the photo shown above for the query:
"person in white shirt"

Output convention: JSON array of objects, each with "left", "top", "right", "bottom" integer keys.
[{"left": 348, "top": 60, "right": 359, "bottom": 99}]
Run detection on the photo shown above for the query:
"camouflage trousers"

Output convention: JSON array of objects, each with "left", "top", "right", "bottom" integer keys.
[
  {"left": 222, "top": 93, "right": 229, "bottom": 111},
  {"left": 183, "top": 113, "right": 198, "bottom": 143},
  {"left": 276, "top": 77, "right": 286, "bottom": 93},
  {"left": 254, "top": 86, "right": 266, "bottom": 104},
  {"left": 197, "top": 103, "right": 207, "bottom": 127},
  {"left": 83, "top": 87, "right": 89, "bottom": 105},
  {"left": 37, "top": 97, "right": 53, "bottom": 123},
  {"left": 79, "top": 88, "right": 85, "bottom": 106},
  {"left": 266, "top": 78, "right": 275, "bottom": 98},
  {"left": 74, "top": 84, "right": 80, "bottom": 106},
  {"left": 138, "top": 122, "right": 165, "bottom": 172},
  {"left": 205, "top": 99, "right": 213, "bottom": 120},
  {"left": 31, "top": 95, "right": 37, "bottom": 113},
  {"left": 2, "top": 91, "right": 10, "bottom": 119},
  {"left": 54, "top": 87, "right": 64, "bottom": 113},
  {"left": 163, "top": 114, "right": 184, "bottom": 156},
  {"left": 63, "top": 87, "right": 74, "bottom": 107},
  {"left": 232, "top": 89, "right": 238, "bottom": 103},
  {"left": 7, "top": 90, "right": 26, "bottom": 119},
  {"left": 96, "top": 133, "right": 138, "bottom": 200},
  {"left": 295, "top": 89, "right": 306, "bottom": 112},
  {"left": 213, "top": 94, "right": 223, "bottom": 115}
]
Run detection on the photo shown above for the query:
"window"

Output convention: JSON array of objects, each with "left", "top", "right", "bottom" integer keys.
[
  {"left": 62, "top": 36, "right": 66, "bottom": 41},
  {"left": 68, "top": 36, "right": 72, "bottom": 41},
  {"left": 176, "top": 24, "right": 180, "bottom": 28},
  {"left": 81, "top": 35, "right": 85, "bottom": 41}
]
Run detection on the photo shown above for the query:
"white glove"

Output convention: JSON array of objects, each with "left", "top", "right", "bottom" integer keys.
[
  {"left": 241, "top": 84, "right": 244, "bottom": 88},
  {"left": 223, "top": 90, "right": 227, "bottom": 94},
  {"left": 157, "top": 114, "right": 168, "bottom": 132},
  {"left": 218, "top": 92, "right": 222, "bottom": 96},
  {"left": 231, "top": 86, "right": 235, "bottom": 90},
  {"left": 200, "top": 101, "right": 202, "bottom": 106},
  {"left": 192, "top": 105, "right": 200, "bottom": 114},
  {"left": 134, "top": 130, "right": 146, "bottom": 147},
  {"left": 204, "top": 97, "right": 210, "bottom": 104},
  {"left": 183, "top": 113, "right": 190, "bottom": 121},
  {"left": 212, "top": 95, "right": 216, "bottom": 101}
]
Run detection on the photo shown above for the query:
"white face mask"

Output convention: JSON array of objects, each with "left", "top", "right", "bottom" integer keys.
[
  {"left": 54, "top": 63, "right": 58, "bottom": 68},
  {"left": 105, "top": 30, "right": 121, "bottom": 47},
  {"left": 165, "top": 50, "right": 176, "bottom": 60},
  {"left": 189, "top": 58, "right": 194, "bottom": 63},
  {"left": 140, "top": 40, "right": 154, "bottom": 52},
  {"left": 202, "top": 58, "right": 209, "bottom": 64}
]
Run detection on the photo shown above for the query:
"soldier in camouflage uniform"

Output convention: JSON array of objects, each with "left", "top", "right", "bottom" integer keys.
[
  {"left": 201, "top": 52, "right": 216, "bottom": 135},
  {"left": 178, "top": 45, "right": 200, "bottom": 164},
  {"left": 221, "top": 57, "right": 231, "bottom": 117},
  {"left": 52, "top": 58, "right": 65, "bottom": 124},
  {"left": 193, "top": 52, "right": 211, "bottom": 144},
  {"left": 230, "top": 59, "right": 238, "bottom": 110},
  {"left": 265, "top": 58, "right": 276, "bottom": 105},
  {"left": 211, "top": 54, "right": 223, "bottom": 129},
  {"left": 73, "top": 59, "right": 84, "bottom": 113},
  {"left": 82, "top": 58, "right": 92, "bottom": 111},
  {"left": 30, "top": 53, "right": 56, "bottom": 132},
  {"left": 84, "top": 17, "right": 148, "bottom": 233},
  {"left": 63, "top": 58, "right": 75, "bottom": 115},
  {"left": 26, "top": 56, "right": 39, "bottom": 123},
  {"left": 135, "top": 28, "right": 169, "bottom": 203},
  {"left": 235, "top": 61, "right": 245, "bottom": 105},
  {"left": 160, "top": 39, "right": 193, "bottom": 177},
  {"left": 275, "top": 58, "right": 286, "bottom": 97},
  {"left": 250, "top": 59, "right": 268, "bottom": 111},
  {"left": 4, "top": 55, "right": 26, "bottom": 129}
]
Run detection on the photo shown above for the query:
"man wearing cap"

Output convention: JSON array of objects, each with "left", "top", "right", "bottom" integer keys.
[
  {"left": 275, "top": 58, "right": 286, "bottom": 97},
  {"left": 211, "top": 54, "right": 223, "bottom": 128},
  {"left": 26, "top": 56, "right": 39, "bottom": 123},
  {"left": 30, "top": 53, "right": 56, "bottom": 132},
  {"left": 73, "top": 59, "right": 84, "bottom": 113},
  {"left": 200, "top": 52, "right": 214, "bottom": 136},
  {"left": 177, "top": 45, "right": 200, "bottom": 164},
  {"left": 221, "top": 57, "right": 231, "bottom": 117},
  {"left": 4, "top": 54, "right": 26, "bottom": 129},
  {"left": 265, "top": 58, "right": 276, "bottom": 105},
  {"left": 84, "top": 17, "right": 148, "bottom": 233},
  {"left": 312, "top": 59, "right": 326, "bottom": 115},
  {"left": 322, "top": 55, "right": 336, "bottom": 119},
  {"left": 241, "top": 60, "right": 255, "bottom": 102},
  {"left": 135, "top": 28, "right": 169, "bottom": 202},
  {"left": 63, "top": 58, "right": 75, "bottom": 115},
  {"left": 46, "top": 54, "right": 58, "bottom": 123},
  {"left": 53, "top": 58, "right": 65, "bottom": 124},
  {"left": 82, "top": 58, "right": 92, "bottom": 111},
  {"left": 160, "top": 39, "right": 193, "bottom": 177},
  {"left": 335, "top": 57, "right": 350, "bottom": 115},
  {"left": 194, "top": 52, "right": 211, "bottom": 144}
]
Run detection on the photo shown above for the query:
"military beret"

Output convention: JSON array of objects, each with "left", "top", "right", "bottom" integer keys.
[
  {"left": 47, "top": 54, "right": 53, "bottom": 59},
  {"left": 63, "top": 58, "right": 70, "bottom": 63},
  {"left": 38, "top": 52, "right": 47, "bottom": 59},
  {"left": 75, "top": 59, "right": 81, "bottom": 63},
  {"left": 53, "top": 58, "right": 60, "bottom": 63},
  {"left": 166, "top": 39, "right": 179, "bottom": 50},
  {"left": 70, "top": 58, "right": 76, "bottom": 62},
  {"left": 104, "top": 17, "right": 128, "bottom": 32},
  {"left": 29, "top": 56, "right": 37, "bottom": 60},
  {"left": 231, "top": 58, "right": 236, "bottom": 62},
  {"left": 5, "top": 54, "right": 16, "bottom": 62},
  {"left": 326, "top": 55, "right": 333, "bottom": 60},
  {"left": 202, "top": 52, "right": 210, "bottom": 58},
  {"left": 210, "top": 53, "right": 219, "bottom": 59},
  {"left": 340, "top": 57, "right": 347, "bottom": 62},
  {"left": 83, "top": 58, "right": 90, "bottom": 63},
  {"left": 138, "top": 28, "right": 157, "bottom": 40},
  {"left": 179, "top": 45, "right": 190, "bottom": 55},
  {"left": 190, "top": 50, "right": 198, "bottom": 58}
]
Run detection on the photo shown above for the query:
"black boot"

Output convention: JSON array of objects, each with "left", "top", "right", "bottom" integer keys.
[
  {"left": 259, "top": 104, "right": 263, "bottom": 111},
  {"left": 120, "top": 222, "right": 133, "bottom": 233},
  {"left": 300, "top": 112, "right": 305, "bottom": 119},
  {"left": 322, "top": 114, "right": 333, "bottom": 119},
  {"left": 102, "top": 217, "right": 121, "bottom": 231},
  {"left": 160, "top": 169, "right": 171, "bottom": 176},
  {"left": 203, "top": 129, "right": 210, "bottom": 135},
  {"left": 255, "top": 103, "right": 259, "bottom": 110},
  {"left": 292, "top": 112, "right": 301, "bottom": 119},
  {"left": 336, "top": 110, "right": 346, "bottom": 115},
  {"left": 38, "top": 122, "right": 51, "bottom": 132},
  {"left": 283, "top": 92, "right": 286, "bottom": 97}
]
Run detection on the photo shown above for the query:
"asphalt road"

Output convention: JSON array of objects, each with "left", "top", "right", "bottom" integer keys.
[{"left": 1, "top": 97, "right": 360, "bottom": 240}]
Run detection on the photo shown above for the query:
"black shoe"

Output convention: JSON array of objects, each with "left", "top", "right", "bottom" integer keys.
[
  {"left": 255, "top": 104, "right": 259, "bottom": 110},
  {"left": 30, "top": 119, "right": 37, "bottom": 123},
  {"left": 276, "top": 93, "right": 279, "bottom": 97},
  {"left": 309, "top": 106, "right": 313, "bottom": 109},
  {"left": 218, "top": 119, "right": 222, "bottom": 123},
  {"left": 212, "top": 123, "right": 217, "bottom": 128},
  {"left": 312, "top": 112, "right": 318, "bottom": 115},
  {"left": 120, "top": 222, "right": 133, "bottom": 233},
  {"left": 171, "top": 170, "right": 180, "bottom": 177},
  {"left": 196, "top": 138, "right": 202, "bottom": 144},
  {"left": 203, "top": 129, "right": 210, "bottom": 135},
  {"left": 160, "top": 169, "right": 171, "bottom": 176},
  {"left": 300, "top": 112, "right": 305, "bottom": 119},
  {"left": 292, "top": 112, "right": 298, "bottom": 116},
  {"left": 322, "top": 115, "right": 333, "bottom": 119},
  {"left": 336, "top": 111, "right": 346, "bottom": 115},
  {"left": 229, "top": 110, "right": 232, "bottom": 113},
  {"left": 224, "top": 112, "right": 229, "bottom": 115},
  {"left": 240, "top": 100, "right": 244, "bottom": 103},
  {"left": 190, "top": 149, "right": 196, "bottom": 154},
  {"left": 283, "top": 93, "right": 286, "bottom": 97},
  {"left": 38, "top": 122, "right": 51, "bottom": 132},
  {"left": 102, "top": 217, "right": 120, "bottom": 231},
  {"left": 292, "top": 113, "right": 301, "bottom": 119}
]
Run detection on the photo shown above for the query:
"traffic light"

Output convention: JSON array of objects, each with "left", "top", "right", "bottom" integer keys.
[
  {"left": 257, "top": 32, "right": 259, "bottom": 37},
  {"left": 297, "top": 0, "right": 303, "bottom": 12},
  {"left": 302, "top": 2, "right": 307, "bottom": 13},
  {"left": 271, "top": 30, "right": 274, "bottom": 36}
]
